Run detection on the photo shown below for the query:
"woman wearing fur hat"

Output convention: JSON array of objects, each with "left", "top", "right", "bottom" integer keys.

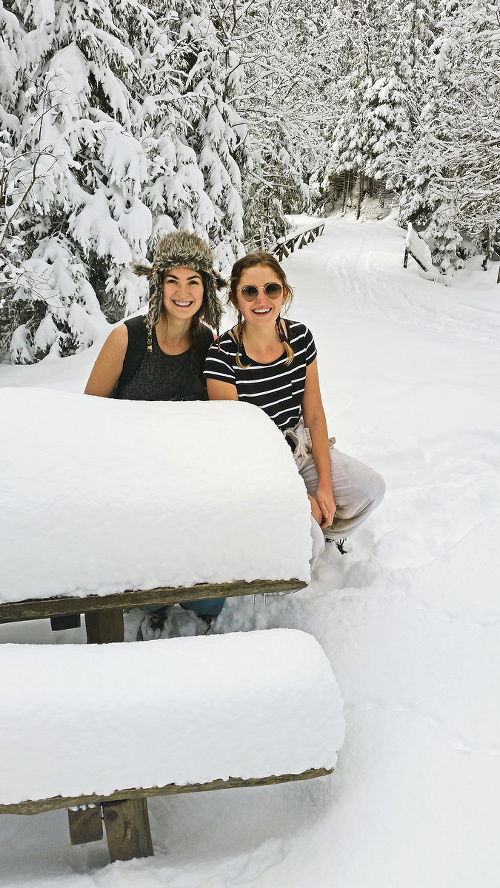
[
  {"left": 85, "top": 230, "right": 226, "bottom": 631},
  {"left": 85, "top": 230, "right": 225, "bottom": 400}
]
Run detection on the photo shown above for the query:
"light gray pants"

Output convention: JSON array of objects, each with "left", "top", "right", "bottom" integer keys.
[{"left": 286, "top": 420, "right": 385, "bottom": 546}]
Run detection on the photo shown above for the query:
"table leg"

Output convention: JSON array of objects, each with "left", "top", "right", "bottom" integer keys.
[
  {"left": 68, "top": 805, "right": 103, "bottom": 845},
  {"left": 102, "top": 797, "right": 153, "bottom": 862},
  {"left": 81, "top": 608, "right": 154, "bottom": 861},
  {"left": 85, "top": 608, "right": 124, "bottom": 644}
]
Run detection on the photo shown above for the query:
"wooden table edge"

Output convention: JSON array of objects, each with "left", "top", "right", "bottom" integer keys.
[
  {"left": 0, "top": 578, "right": 307, "bottom": 623},
  {"left": 0, "top": 767, "right": 334, "bottom": 814}
]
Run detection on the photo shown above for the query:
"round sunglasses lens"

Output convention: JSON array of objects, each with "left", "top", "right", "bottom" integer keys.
[
  {"left": 240, "top": 285, "right": 259, "bottom": 300},
  {"left": 265, "top": 283, "right": 282, "bottom": 297}
]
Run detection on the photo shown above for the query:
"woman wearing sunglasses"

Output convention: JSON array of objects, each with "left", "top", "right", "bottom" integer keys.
[{"left": 204, "top": 251, "right": 385, "bottom": 560}]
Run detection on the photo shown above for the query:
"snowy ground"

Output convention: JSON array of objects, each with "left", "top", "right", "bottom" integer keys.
[{"left": 1, "top": 214, "right": 499, "bottom": 887}]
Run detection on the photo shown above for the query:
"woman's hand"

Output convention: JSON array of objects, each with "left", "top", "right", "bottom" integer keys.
[
  {"left": 315, "top": 484, "right": 336, "bottom": 529},
  {"left": 308, "top": 493, "right": 323, "bottom": 526}
]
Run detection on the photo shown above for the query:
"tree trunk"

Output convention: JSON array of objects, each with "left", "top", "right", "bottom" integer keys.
[
  {"left": 356, "top": 171, "right": 364, "bottom": 220},
  {"left": 482, "top": 226, "right": 490, "bottom": 271},
  {"left": 379, "top": 180, "right": 386, "bottom": 209}
]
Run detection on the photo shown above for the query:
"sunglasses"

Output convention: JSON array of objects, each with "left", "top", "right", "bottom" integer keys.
[{"left": 238, "top": 282, "right": 283, "bottom": 302}]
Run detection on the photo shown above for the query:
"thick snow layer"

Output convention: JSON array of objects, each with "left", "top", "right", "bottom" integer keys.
[
  {"left": 0, "top": 629, "right": 344, "bottom": 805},
  {"left": 0, "top": 391, "right": 311, "bottom": 603}
]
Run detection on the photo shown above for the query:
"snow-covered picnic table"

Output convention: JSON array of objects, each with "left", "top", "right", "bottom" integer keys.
[
  {"left": 0, "top": 388, "right": 313, "bottom": 631},
  {"left": 0, "top": 388, "right": 345, "bottom": 864}
]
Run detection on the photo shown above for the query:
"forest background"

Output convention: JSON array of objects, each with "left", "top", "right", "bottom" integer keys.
[{"left": 0, "top": 0, "right": 498, "bottom": 364}]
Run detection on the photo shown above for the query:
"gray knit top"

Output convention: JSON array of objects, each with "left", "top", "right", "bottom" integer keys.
[{"left": 118, "top": 326, "right": 212, "bottom": 401}]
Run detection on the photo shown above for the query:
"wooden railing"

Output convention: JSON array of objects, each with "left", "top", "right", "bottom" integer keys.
[
  {"left": 403, "top": 222, "right": 433, "bottom": 272},
  {"left": 272, "top": 223, "right": 325, "bottom": 262}
]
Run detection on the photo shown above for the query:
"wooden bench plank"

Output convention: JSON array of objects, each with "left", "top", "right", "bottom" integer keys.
[
  {"left": 0, "top": 578, "right": 306, "bottom": 624},
  {"left": 0, "top": 767, "right": 333, "bottom": 815}
]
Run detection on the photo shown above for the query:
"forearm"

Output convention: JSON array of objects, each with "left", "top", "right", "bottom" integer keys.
[
  {"left": 84, "top": 326, "right": 128, "bottom": 397},
  {"left": 302, "top": 403, "right": 335, "bottom": 528},
  {"left": 304, "top": 411, "right": 332, "bottom": 491}
]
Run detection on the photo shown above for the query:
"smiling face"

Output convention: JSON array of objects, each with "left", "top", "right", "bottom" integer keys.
[
  {"left": 235, "top": 264, "right": 287, "bottom": 329},
  {"left": 162, "top": 266, "right": 204, "bottom": 321}
]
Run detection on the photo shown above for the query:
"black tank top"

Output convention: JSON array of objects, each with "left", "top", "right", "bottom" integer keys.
[{"left": 118, "top": 326, "right": 212, "bottom": 401}]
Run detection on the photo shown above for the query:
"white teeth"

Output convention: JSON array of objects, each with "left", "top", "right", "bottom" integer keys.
[
  {"left": 254, "top": 308, "right": 271, "bottom": 313},
  {"left": 174, "top": 301, "right": 191, "bottom": 306}
]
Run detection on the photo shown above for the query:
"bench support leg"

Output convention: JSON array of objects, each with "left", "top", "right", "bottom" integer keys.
[
  {"left": 68, "top": 805, "right": 103, "bottom": 845},
  {"left": 85, "top": 608, "right": 124, "bottom": 644},
  {"left": 102, "top": 797, "right": 153, "bottom": 862}
]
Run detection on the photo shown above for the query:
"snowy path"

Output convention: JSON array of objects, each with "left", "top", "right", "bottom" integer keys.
[{"left": 1, "top": 217, "right": 499, "bottom": 887}]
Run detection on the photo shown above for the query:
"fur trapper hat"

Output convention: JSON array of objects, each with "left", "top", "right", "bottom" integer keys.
[{"left": 131, "top": 230, "right": 225, "bottom": 351}]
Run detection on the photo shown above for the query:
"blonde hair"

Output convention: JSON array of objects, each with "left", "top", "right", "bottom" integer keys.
[{"left": 228, "top": 252, "right": 294, "bottom": 369}]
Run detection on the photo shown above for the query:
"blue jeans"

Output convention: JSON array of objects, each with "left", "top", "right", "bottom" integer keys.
[
  {"left": 179, "top": 598, "right": 225, "bottom": 617},
  {"left": 144, "top": 598, "right": 225, "bottom": 618}
]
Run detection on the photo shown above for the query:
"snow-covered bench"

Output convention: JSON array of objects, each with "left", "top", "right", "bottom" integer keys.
[
  {"left": 404, "top": 222, "right": 434, "bottom": 274},
  {"left": 0, "top": 389, "right": 334, "bottom": 862},
  {"left": 0, "top": 630, "right": 345, "bottom": 862}
]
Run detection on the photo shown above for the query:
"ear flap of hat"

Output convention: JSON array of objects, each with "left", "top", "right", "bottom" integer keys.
[
  {"left": 200, "top": 272, "right": 224, "bottom": 332},
  {"left": 130, "top": 261, "right": 153, "bottom": 278}
]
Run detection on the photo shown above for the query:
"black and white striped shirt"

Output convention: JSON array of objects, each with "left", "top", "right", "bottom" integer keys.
[{"left": 204, "top": 320, "right": 317, "bottom": 431}]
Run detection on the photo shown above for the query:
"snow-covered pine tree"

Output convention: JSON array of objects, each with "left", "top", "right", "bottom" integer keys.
[
  {"left": 0, "top": 0, "right": 249, "bottom": 363},
  {"left": 224, "top": 0, "right": 332, "bottom": 249},
  {"left": 161, "top": 0, "right": 247, "bottom": 271},
  {"left": 328, "top": 71, "right": 373, "bottom": 217},
  {"left": 364, "top": 0, "right": 437, "bottom": 202},
  {"left": 322, "top": 0, "right": 395, "bottom": 216},
  {"left": 364, "top": 66, "right": 412, "bottom": 198},
  {"left": 0, "top": 0, "right": 171, "bottom": 361},
  {"left": 430, "top": 0, "right": 500, "bottom": 262},
  {"left": 319, "top": 0, "right": 438, "bottom": 216},
  {"left": 398, "top": 84, "right": 464, "bottom": 273},
  {"left": 400, "top": 0, "right": 499, "bottom": 272}
]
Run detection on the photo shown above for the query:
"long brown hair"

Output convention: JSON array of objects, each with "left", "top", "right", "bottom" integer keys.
[{"left": 228, "top": 252, "right": 294, "bottom": 368}]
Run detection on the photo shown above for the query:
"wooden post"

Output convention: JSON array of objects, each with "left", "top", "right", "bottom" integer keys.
[
  {"left": 68, "top": 805, "right": 103, "bottom": 845},
  {"left": 102, "top": 798, "right": 153, "bottom": 862},
  {"left": 85, "top": 608, "right": 124, "bottom": 644},
  {"left": 83, "top": 609, "right": 154, "bottom": 862}
]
